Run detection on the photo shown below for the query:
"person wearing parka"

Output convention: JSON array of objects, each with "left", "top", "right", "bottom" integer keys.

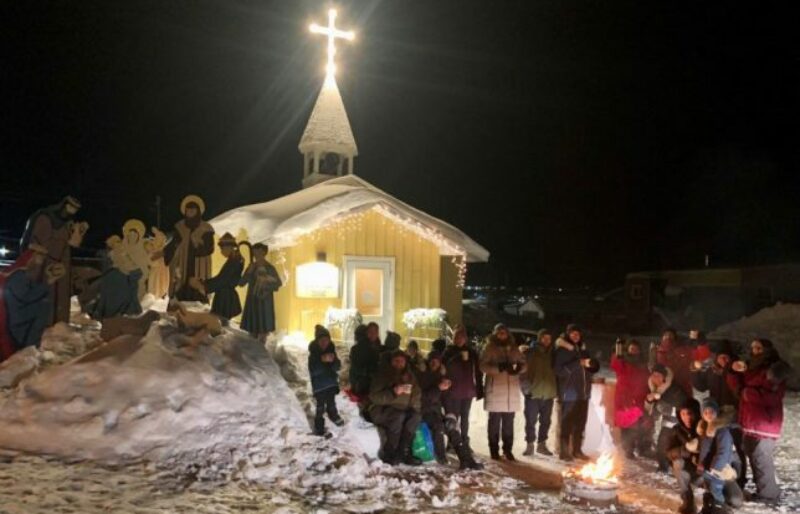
[
  {"left": 479, "top": 323, "right": 527, "bottom": 461},
  {"left": 369, "top": 350, "right": 423, "bottom": 466},
  {"left": 442, "top": 325, "right": 483, "bottom": 448},
  {"left": 696, "top": 398, "right": 744, "bottom": 513},
  {"left": 692, "top": 339, "right": 747, "bottom": 488},
  {"left": 610, "top": 339, "right": 651, "bottom": 458},
  {"left": 520, "top": 329, "right": 557, "bottom": 456},
  {"left": 667, "top": 399, "right": 702, "bottom": 514},
  {"left": 308, "top": 325, "right": 344, "bottom": 435},
  {"left": 727, "top": 338, "right": 791, "bottom": 503},
  {"left": 645, "top": 364, "right": 688, "bottom": 472},
  {"left": 652, "top": 328, "right": 694, "bottom": 397},
  {"left": 418, "top": 352, "right": 483, "bottom": 470},
  {"left": 348, "top": 324, "right": 379, "bottom": 400},
  {"left": 553, "top": 324, "right": 599, "bottom": 461},
  {"left": 406, "top": 339, "right": 427, "bottom": 376},
  {"left": 379, "top": 331, "right": 403, "bottom": 367}
]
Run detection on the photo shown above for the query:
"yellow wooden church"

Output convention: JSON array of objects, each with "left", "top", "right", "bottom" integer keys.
[{"left": 209, "top": 15, "right": 488, "bottom": 342}]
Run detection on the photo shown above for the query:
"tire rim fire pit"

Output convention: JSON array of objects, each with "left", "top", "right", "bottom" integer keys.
[{"left": 562, "top": 453, "right": 619, "bottom": 507}]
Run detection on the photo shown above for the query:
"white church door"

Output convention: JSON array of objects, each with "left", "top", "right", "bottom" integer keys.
[{"left": 343, "top": 256, "right": 395, "bottom": 333}]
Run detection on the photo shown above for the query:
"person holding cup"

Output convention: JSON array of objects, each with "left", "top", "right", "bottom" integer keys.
[
  {"left": 442, "top": 325, "right": 484, "bottom": 451},
  {"left": 480, "top": 323, "right": 527, "bottom": 461},
  {"left": 369, "top": 350, "right": 423, "bottom": 466}
]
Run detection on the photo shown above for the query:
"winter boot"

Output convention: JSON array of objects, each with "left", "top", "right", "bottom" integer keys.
[
  {"left": 537, "top": 442, "right": 553, "bottom": 456},
  {"left": 331, "top": 416, "right": 345, "bottom": 427},
  {"left": 489, "top": 443, "right": 501, "bottom": 461},
  {"left": 700, "top": 493, "right": 724, "bottom": 514},
  {"left": 572, "top": 449, "right": 590, "bottom": 461},
  {"left": 523, "top": 442, "right": 535, "bottom": 456},
  {"left": 678, "top": 491, "right": 696, "bottom": 514},
  {"left": 456, "top": 442, "right": 484, "bottom": 470},
  {"left": 503, "top": 449, "right": 517, "bottom": 462}
]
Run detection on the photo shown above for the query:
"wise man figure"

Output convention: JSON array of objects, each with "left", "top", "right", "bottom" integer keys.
[
  {"left": 161, "top": 195, "right": 215, "bottom": 302},
  {"left": 0, "top": 243, "right": 66, "bottom": 360},
  {"left": 19, "top": 196, "right": 88, "bottom": 324},
  {"left": 122, "top": 219, "right": 150, "bottom": 300}
]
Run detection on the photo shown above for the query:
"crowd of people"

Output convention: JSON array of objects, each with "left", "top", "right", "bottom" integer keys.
[
  {"left": 612, "top": 329, "right": 791, "bottom": 514},
  {"left": 307, "top": 321, "right": 792, "bottom": 514}
]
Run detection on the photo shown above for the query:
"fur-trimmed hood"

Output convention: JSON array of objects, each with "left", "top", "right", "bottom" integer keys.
[
  {"left": 696, "top": 404, "right": 736, "bottom": 438},
  {"left": 648, "top": 366, "right": 674, "bottom": 394}
]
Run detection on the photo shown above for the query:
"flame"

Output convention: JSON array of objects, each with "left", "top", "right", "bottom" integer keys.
[{"left": 575, "top": 453, "right": 617, "bottom": 484}]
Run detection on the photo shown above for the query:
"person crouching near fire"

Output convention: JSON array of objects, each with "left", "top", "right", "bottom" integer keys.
[
  {"left": 369, "top": 349, "right": 423, "bottom": 466},
  {"left": 418, "top": 351, "right": 483, "bottom": 470},
  {"left": 646, "top": 363, "right": 688, "bottom": 473},
  {"left": 695, "top": 398, "right": 744, "bottom": 514},
  {"left": 667, "top": 399, "right": 702, "bottom": 514}
]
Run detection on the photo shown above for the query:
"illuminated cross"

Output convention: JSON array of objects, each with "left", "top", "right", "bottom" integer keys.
[{"left": 309, "top": 8, "right": 355, "bottom": 80}]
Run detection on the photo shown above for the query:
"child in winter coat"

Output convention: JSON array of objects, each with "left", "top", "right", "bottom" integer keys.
[
  {"left": 406, "top": 339, "right": 427, "bottom": 375},
  {"left": 418, "top": 352, "right": 483, "bottom": 470},
  {"left": 308, "top": 325, "right": 344, "bottom": 436},
  {"left": 727, "top": 338, "right": 791, "bottom": 504},
  {"left": 611, "top": 339, "right": 652, "bottom": 459},
  {"left": 696, "top": 399, "right": 744, "bottom": 514}
]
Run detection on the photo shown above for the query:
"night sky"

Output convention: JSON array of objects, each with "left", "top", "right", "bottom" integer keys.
[{"left": 1, "top": 1, "right": 798, "bottom": 287}]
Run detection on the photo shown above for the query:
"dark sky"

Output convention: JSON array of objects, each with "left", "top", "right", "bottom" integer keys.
[{"left": 1, "top": 1, "right": 798, "bottom": 287}]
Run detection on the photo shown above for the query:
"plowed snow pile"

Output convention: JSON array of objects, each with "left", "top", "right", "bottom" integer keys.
[
  {"left": 0, "top": 317, "right": 371, "bottom": 495},
  {"left": 712, "top": 303, "right": 800, "bottom": 371}
]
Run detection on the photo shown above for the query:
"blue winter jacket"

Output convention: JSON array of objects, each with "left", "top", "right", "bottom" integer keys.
[
  {"left": 553, "top": 336, "right": 599, "bottom": 402},
  {"left": 308, "top": 339, "right": 342, "bottom": 395},
  {"left": 699, "top": 421, "right": 735, "bottom": 473}
]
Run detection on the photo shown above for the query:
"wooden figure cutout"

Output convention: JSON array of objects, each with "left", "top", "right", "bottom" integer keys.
[
  {"left": 197, "top": 233, "right": 244, "bottom": 320},
  {"left": 0, "top": 244, "right": 66, "bottom": 361},
  {"left": 122, "top": 219, "right": 150, "bottom": 301},
  {"left": 159, "top": 195, "right": 215, "bottom": 303},
  {"left": 145, "top": 227, "right": 170, "bottom": 299},
  {"left": 239, "top": 242, "right": 282, "bottom": 338},
  {"left": 18, "top": 196, "right": 88, "bottom": 325}
]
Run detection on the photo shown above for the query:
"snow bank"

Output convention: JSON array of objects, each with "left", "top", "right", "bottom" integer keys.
[
  {"left": 711, "top": 303, "right": 800, "bottom": 371},
  {"left": 0, "top": 318, "right": 373, "bottom": 497}
]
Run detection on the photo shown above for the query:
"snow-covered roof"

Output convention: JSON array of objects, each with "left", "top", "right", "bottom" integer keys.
[
  {"left": 298, "top": 77, "right": 358, "bottom": 156},
  {"left": 210, "top": 175, "right": 490, "bottom": 262}
]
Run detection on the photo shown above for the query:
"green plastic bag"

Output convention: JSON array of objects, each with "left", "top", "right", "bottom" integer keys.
[{"left": 411, "top": 422, "right": 435, "bottom": 462}]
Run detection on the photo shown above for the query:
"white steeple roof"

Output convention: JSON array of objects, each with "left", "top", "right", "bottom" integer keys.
[{"left": 298, "top": 77, "right": 358, "bottom": 156}]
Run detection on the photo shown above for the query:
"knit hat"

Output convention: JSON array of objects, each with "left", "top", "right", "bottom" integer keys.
[
  {"left": 314, "top": 324, "right": 331, "bottom": 340},
  {"left": 702, "top": 398, "right": 720, "bottom": 416},
  {"left": 536, "top": 329, "right": 552, "bottom": 342},
  {"left": 565, "top": 323, "right": 581, "bottom": 335},
  {"left": 651, "top": 363, "right": 668, "bottom": 377}
]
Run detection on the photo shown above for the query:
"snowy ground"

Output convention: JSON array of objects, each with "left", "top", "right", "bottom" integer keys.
[{"left": 0, "top": 309, "right": 797, "bottom": 513}]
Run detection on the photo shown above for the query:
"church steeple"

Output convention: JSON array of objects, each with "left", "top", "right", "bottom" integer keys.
[
  {"left": 298, "top": 76, "right": 358, "bottom": 188},
  {"left": 300, "top": 8, "right": 357, "bottom": 189}
]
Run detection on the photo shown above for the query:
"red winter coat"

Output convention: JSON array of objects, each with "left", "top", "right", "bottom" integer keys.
[
  {"left": 656, "top": 342, "right": 693, "bottom": 396},
  {"left": 727, "top": 361, "right": 786, "bottom": 440},
  {"left": 611, "top": 354, "right": 651, "bottom": 428}
]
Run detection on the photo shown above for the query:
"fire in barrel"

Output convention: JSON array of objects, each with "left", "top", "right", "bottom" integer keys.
[{"left": 562, "top": 453, "right": 619, "bottom": 507}]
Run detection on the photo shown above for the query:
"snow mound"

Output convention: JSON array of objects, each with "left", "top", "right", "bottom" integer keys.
[
  {"left": 711, "top": 303, "right": 800, "bottom": 372},
  {"left": 0, "top": 319, "right": 372, "bottom": 495}
]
